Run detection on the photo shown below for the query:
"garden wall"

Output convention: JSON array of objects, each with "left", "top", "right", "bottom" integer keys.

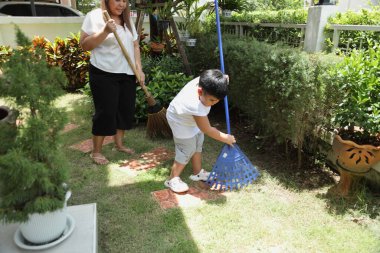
[{"left": 0, "top": 16, "right": 152, "bottom": 47}]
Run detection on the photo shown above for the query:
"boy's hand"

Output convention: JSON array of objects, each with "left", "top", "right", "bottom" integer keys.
[
  {"left": 224, "top": 74, "right": 229, "bottom": 84},
  {"left": 226, "top": 134, "right": 236, "bottom": 146}
]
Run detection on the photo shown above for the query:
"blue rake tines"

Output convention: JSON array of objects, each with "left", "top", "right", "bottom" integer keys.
[
  {"left": 206, "top": 144, "right": 260, "bottom": 190},
  {"left": 206, "top": 0, "right": 260, "bottom": 191}
]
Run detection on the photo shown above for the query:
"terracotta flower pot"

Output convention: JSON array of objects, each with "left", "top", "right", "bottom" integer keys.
[
  {"left": 150, "top": 42, "right": 165, "bottom": 53},
  {"left": 329, "top": 135, "right": 380, "bottom": 196}
]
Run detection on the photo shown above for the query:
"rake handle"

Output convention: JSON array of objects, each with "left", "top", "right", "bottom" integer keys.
[
  {"left": 102, "top": 10, "right": 151, "bottom": 99},
  {"left": 213, "top": 0, "right": 231, "bottom": 135}
]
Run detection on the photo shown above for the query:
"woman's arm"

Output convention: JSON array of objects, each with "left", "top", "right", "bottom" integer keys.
[
  {"left": 133, "top": 40, "right": 145, "bottom": 85},
  {"left": 80, "top": 19, "right": 115, "bottom": 51}
]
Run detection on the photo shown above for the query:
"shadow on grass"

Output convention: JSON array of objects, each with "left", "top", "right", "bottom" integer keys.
[
  {"left": 316, "top": 182, "right": 380, "bottom": 219},
  {"left": 208, "top": 107, "right": 336, "bottom": 192},
  {"left": 64, "top": 129, "right": 227, "bottom": 253},
  {"left": 68, "top": 162, "right": 201, "bottom": 252},
  {"left": 238, "top": 136, "right": 380, "bottom": 218},
  {"left": 209, "top": 108, "right": 380, "bottom": 219}
]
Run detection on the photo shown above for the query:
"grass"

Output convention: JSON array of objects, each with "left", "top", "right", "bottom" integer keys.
[{"left": 29, "top": 94, "right": 380, "bottom": 252}]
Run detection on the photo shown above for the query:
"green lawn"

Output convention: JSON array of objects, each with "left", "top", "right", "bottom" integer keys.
[{"left": 58, "top": 94, "right": 380, "bottom": 253}]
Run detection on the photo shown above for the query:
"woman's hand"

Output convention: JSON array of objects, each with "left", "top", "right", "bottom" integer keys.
[
  {"left": 138, "top": 70, "right": 145, "bottom": 86},
  {"left": 104, "top": 19, "right": 117, "bottom": 34}
]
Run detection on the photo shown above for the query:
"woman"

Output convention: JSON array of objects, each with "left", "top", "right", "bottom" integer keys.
[{"left": 80, "top": 0, "right": 145, "bottom": 165}]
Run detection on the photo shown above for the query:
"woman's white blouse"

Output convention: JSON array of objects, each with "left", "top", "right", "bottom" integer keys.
[{"left": 81, "top": 8, "right": 138, "bottom": 75}]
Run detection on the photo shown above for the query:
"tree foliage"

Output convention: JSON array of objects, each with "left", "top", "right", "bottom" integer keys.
[
  {"left": 246, "top": 0, "right": 304, "bottom": 11},
  {"left": 0, "top": 27, "right": 69, "bottom": 223}
]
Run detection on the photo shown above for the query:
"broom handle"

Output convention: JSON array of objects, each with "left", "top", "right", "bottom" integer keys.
[
  {"left": 102, "top": 10, "right": 151, "bottom": 98},
  {"left": 214, "top": 0, "right": 231, "bottom": 135}
]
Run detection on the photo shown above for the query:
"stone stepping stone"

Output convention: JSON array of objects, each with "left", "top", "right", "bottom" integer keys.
[
  {"left": 119, "top": 147, "right": 173, "bottom": 171},
  {"left": 151, "top": 182, "right": 225, "bottom": 209},
  {"left": 69, "top": 136, "right": 114, "bottom": 153},
  {"left": 62, "top": 123, "right": 79, "bottom": 133}
]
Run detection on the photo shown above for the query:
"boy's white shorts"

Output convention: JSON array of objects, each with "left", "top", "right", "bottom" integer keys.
[{"left": 173, "top": 132, "right": 204, "bottom": 164}]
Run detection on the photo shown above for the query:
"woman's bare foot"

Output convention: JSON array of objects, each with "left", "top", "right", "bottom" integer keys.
[
  {"left": 112, "top": 146, "right": 135, "bottom": 155},
  {"left": 90, "top": 153, "right": 109, "bottom": 165}
]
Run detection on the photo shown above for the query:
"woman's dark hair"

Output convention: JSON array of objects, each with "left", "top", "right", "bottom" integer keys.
[
  {"left": 199, "top": 69, "right": 228, "bottom": 100},
  {"left": 103, "top": 0, "right": 133, "bottom": 33}
]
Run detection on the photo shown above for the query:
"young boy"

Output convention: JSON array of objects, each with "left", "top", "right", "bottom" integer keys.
[{"left": 165, "top": 69, "right": 236, "bottom": 193}]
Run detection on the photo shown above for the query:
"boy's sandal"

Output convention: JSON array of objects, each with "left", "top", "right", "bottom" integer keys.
[
  {"left": 90, "top": 153, "right": 109, "bottom": 165},
  {"left": 112, "top": 146, "right": 135, "bottom": 155}
]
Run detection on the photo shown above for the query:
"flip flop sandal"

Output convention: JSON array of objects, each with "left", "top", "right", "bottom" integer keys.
[{"left": 90, "top": 153, "right": 109, "bottom": 165}]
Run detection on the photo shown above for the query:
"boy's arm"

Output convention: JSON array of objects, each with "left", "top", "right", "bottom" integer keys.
[{"left": 193, "top": 116, "right": 236, "bottom": 146}]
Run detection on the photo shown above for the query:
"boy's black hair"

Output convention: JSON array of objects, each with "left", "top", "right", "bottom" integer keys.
[{"left": 198, "top": 69, "right": 228, "bottom": 100}]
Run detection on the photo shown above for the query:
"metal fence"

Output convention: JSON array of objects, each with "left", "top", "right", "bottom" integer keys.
[
  {"left": 221, "top": 22, "right": 306, "bottom": 48},
  {"left": 222, "top": 22, "right": 380, "bottom": 53}
]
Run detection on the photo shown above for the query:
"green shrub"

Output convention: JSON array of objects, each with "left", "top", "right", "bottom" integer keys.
[
  {"left": 187, "top": 33, "right": 342, "bottom": 166},
  {"left": 230, "top": 9, "right": 308, "bottom": 23},
  {"left": 135, "top": 66, "right": 193, "bottom": 122},
  {"left": 1, "top": 34, "right": 89, "bottom": 92},
  {"left": 142, "top": 54, "right": 184, "bottom": 76},
  {"left": 219, "top": 0, "right": 248, "bottom": 12},
  {"left": 333, "top": 43, "right": 380, "bottom": 143},
  {"left": 0, "top": 45, "right": 12, "bottom": 69},
  {"left": 186, "top": 33, "right": 220, "bottom": 74},
  {"left": 325, "top": 8, "right": 380, "bottom": 52},
  {"left": 245, "top": 0, "right": 304, "bottom": 11},
  {"left": 203, "top": 9, "right": 307, "bottom": 47},
  {"left": 0, "top": 28, "right": 68, "bottom": 223},
  {"left": 44, "top": 33, "right": 90, "bottom": 92}
]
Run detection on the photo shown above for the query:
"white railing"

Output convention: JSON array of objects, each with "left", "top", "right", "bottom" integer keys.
[
  {"left": 329, "top": 24, "right": 380, "bottom": 51},
  {"left": 222, "top": 22, "right": 307, "bottom": 48}
]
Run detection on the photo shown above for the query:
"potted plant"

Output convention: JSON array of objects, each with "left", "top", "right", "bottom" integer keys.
[
  {"left": 150, "top": 36, "right": 166, "bottom": 53},
  {"left": 218, "top": 0, "right": 247, "bottom": 17},
  {"left": 328, "top": 43, "right": 380, "bottom": 196},
  {"left": 176, "top": 0, "right": 210, "bottom": 47},
  {"left": 176, "top": 21, "right": 190, "bottom": 42},
  {"left": 0, "top": 28, "right": 71, "bottom": 245}
]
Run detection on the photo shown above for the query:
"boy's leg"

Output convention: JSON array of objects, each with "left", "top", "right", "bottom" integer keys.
[
  {"left": 189, "top": 132, "right": 210, "bottom": 181},
  {"left": 165, "top": 136, "right": 194, "bottom": 193},
  {"left": 170, "top": 161, "right": 186, "bottom": 179},
  {"left": 166, "top": 160, "right": 189, "bottom": 193},
  {"left": 191, "top": 152, "right": 202, "bottom": 175}
]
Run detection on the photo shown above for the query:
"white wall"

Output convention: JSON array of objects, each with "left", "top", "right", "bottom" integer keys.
[
  {"left": 0, "top": 17, "right": 84, "bottom": 47},
  {"left": 0, "top": 16, "right": 152, "bottom": 47},
  {"left": 337, "top": 0, "right": 380, "bottom": 11}
]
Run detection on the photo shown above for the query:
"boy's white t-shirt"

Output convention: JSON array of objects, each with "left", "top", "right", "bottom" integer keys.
[
  {"left": 81, "top": 8, "right": 138, "bottom": 75},
  {"left": 167, "top": 77, "right": 211, "bottom": 139}
]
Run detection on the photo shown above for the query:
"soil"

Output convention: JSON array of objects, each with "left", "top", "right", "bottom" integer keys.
[
  {"left": 207, "top": 105, "right": 380, "bottom": 218},
  {"left": 208, "top": 105, "right": 338, "bottom": 191},
  {"left": 338, "top": 129, "right": 380, "bottom": 146}
]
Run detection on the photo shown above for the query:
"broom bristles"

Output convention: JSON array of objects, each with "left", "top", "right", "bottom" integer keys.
[
  {"left": 206, "top": 144, "right": 259, "bottom": 190},
  {"left": 146, "top": 107, "right": 172, "bottom": 139}
]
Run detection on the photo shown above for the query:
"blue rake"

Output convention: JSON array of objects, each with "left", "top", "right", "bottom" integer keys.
[{"left": 206, "top": 0, "right": 259, "bottom": 190}]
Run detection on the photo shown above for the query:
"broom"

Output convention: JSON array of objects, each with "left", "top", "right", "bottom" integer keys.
[
  {"left": 103, "top": 10, "right": 172, "bottom": 139},
  {"left": 206, "top": 0, "right": 260, "bottom": 190}
]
